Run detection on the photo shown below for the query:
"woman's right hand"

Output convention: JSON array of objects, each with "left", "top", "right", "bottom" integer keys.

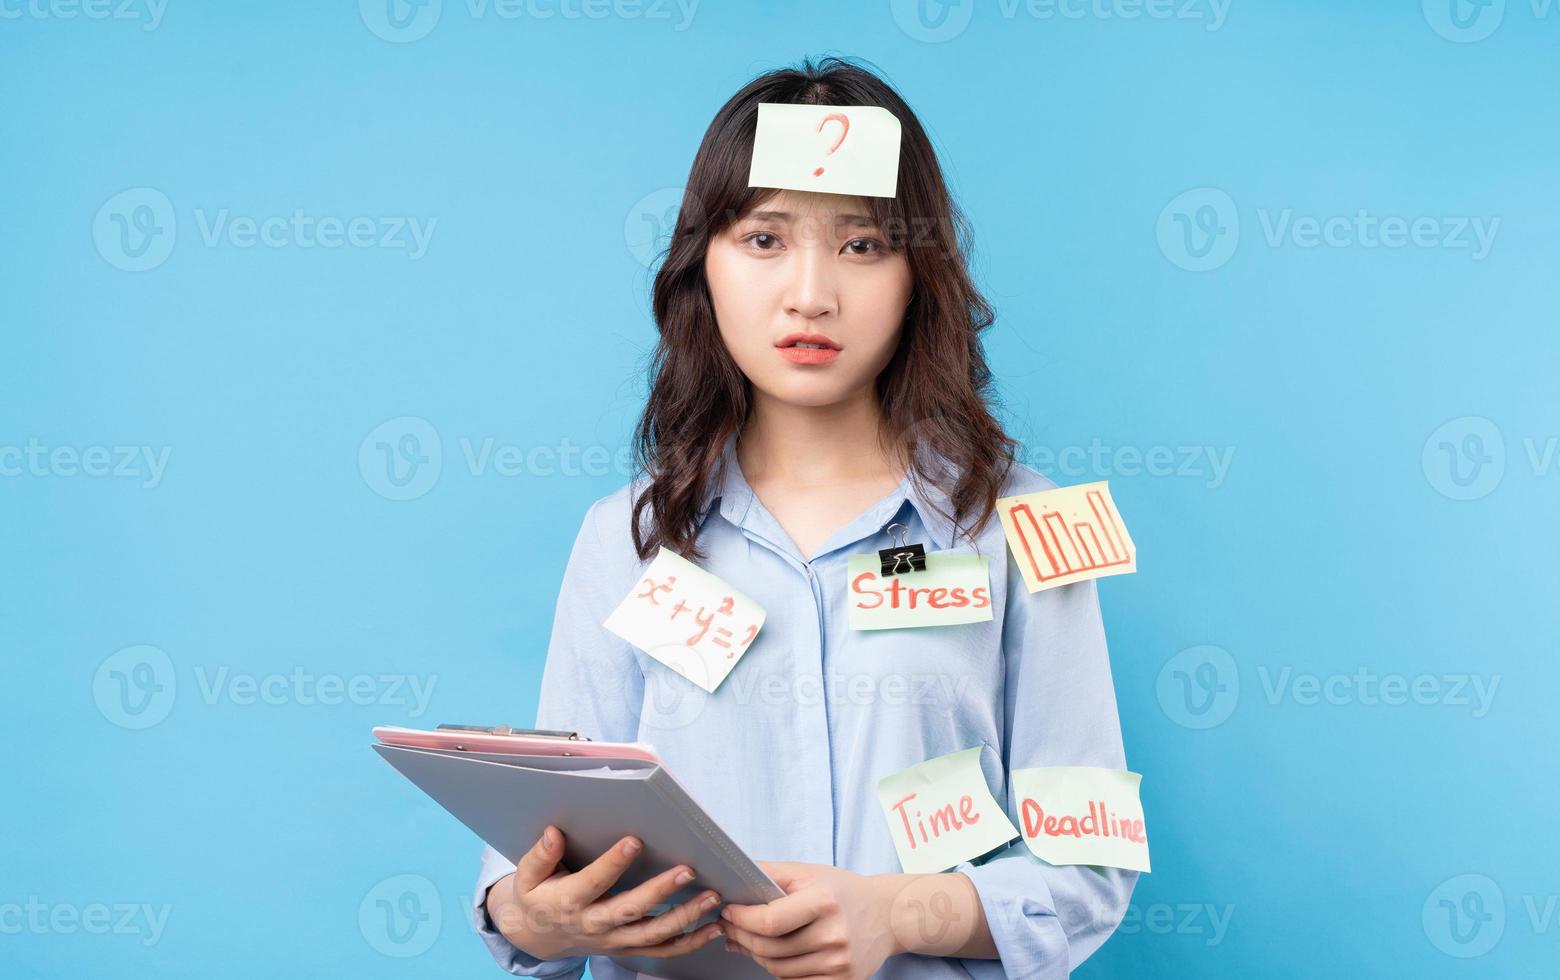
[{"left": 485, "top": 825, "right": 726, "bottom": 960}]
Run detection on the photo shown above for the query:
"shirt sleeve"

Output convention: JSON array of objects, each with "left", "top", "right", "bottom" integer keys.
[
  {"left": 470, "top": 498, "right": 647, "bottom": 977},
  {"left": 953, "top": 572, "right": 1139, "bottom": 980}
]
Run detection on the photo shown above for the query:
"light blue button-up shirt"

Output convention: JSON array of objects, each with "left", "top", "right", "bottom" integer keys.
[{"left": 474, "top": 440, "right": 1137, "bottom": 979}]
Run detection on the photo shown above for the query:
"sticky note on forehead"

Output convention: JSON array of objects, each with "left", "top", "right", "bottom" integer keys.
[{"left": 748, "top": 103, "right": 902, "bottom": 199}]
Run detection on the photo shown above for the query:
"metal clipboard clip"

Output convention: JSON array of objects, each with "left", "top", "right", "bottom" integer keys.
[
  {"left": 877, "top": 522, "right": 927, "bottom": 576},
  {"left": 434, "top": 724, "right": 591, "bottom": 741}
]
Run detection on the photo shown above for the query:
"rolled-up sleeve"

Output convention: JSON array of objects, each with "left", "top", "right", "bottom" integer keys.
[
  {"left": 470, "top": 498, "right": 646, "bottom": 977},
  {"left": 955, "top": 572, "right": 1139, "bottom": 980}
]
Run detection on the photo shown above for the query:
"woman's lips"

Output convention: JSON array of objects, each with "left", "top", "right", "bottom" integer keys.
[
  {"left": 776, "top": 332, "right": 841, "bottom": 365},
  {"left": 778, "top": 346, "right": 841, "bottom": 365}
]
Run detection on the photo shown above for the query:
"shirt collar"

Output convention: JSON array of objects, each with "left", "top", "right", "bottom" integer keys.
[{"left": 697, "top": 434, "right": 960, "bottom": 552}]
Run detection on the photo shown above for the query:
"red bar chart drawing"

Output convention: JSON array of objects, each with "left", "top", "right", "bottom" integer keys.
[{"left": 997, "top": 482, "right": 1137, "bottom": 593}]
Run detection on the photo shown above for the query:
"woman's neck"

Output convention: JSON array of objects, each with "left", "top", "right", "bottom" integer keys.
[{"left": 737, "top": 387, "right": 903, "bottom": 488}]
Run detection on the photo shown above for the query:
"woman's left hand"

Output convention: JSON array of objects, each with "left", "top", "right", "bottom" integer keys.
[{"left": 719, "top": 861, "right": 901, "bottom": 979}]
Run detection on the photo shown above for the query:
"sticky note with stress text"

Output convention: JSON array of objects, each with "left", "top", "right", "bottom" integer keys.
[
  {"left": 603, "top": 547, "right": 765, "bottom": 694},
  {"left": 847, "top": 553, "right": 993, "bottom": 630},
  {"left": 997, "top": 481, "right": 1136, "bottom": 593},
  {"left": 1012, "top": 766, "right": 1150, "bottom": 873},
  {"left": 876, "top": 747, "right": 1019, "bottom": 874},
  {"left": 749, "top": 103, "right": 902, "bottom": 199}
]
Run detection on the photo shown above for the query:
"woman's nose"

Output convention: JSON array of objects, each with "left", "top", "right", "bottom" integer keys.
[{"left": 782, "top": 245, "right": 839, "bottom": 320}]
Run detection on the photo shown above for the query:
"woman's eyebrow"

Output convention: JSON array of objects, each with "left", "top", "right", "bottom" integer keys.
[{"left": 741, "top": 209, "right": 879, "bottom": 229}]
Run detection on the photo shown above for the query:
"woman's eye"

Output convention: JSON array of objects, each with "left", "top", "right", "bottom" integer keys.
[
  {"left": 844, "top": 238, "right": 882, "bottom": 256},
  {"left": 744, "top": 232, "right": 782, "bottom": 251}
]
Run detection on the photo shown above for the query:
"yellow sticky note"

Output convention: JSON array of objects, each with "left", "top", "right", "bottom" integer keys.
[
  {"left": 748, "top": 103, "right": 902, "bottom": 199},
  {"left": 602, "top": 548, "right": 765, "bottom": 694},
  {"left": 846, "top": 553, "right": 993, "bottom": 630},
  {"left": 1012, "top": 767, "right": 1150, "bottom": 873},
  {"left": 997, "top": 481, "right": 1136, "bottom": 593},
  {"left": 876, "top": 747, "right": 1019, "bottom": 874}
]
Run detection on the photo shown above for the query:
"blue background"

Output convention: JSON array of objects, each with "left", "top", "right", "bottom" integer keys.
[{"left": 4, "top": 0, "right": 1556, "bottom": 977}]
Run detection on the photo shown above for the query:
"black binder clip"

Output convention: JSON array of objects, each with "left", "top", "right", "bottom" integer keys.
[{"left": 877, "top": 522, "right": 927, "bottom": 576}]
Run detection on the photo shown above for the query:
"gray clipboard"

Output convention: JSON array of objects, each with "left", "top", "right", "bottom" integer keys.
[{"left": 373, "top": 742, "right": 785, "bottom": 980}]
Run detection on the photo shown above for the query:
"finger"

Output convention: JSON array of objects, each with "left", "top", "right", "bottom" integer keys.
[
  {"left": 560, "top": 835, "right": 642, "bottom": 905},
  {"left": 728, "top": 937, "right": 839, "bottom": 979},
  {"left": 755, "top": 860, "right": 812, "bottom": 891},
  {"left": 721, "top": 917, "right": 827, "bottom": 960},
  {"left": 513, "top": 825, "right": 566, "bottom": 894},
  {"left": 600, "top": 862, "right": 702, "bottom": 926},
  {"left": 608, "top": 888, "right": 722, "bottom": 950},
  {"left": 720, "top": 889, "right": 826, "bottom": 937},
  {"left": 613, "top": 919, "right": 725, "bottom": 959}
]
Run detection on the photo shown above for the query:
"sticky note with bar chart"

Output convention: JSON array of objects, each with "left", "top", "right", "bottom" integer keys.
[{"left": 997, "top": 482, "right": 1136, "bottom": 593}]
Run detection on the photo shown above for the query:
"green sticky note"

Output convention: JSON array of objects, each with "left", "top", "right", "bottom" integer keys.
[
  {"left": 846, "top": 552, "right": 994, "bottom": 630},
  {"left": 876, "top": 746, "right": 1020, "bottom": 874}
]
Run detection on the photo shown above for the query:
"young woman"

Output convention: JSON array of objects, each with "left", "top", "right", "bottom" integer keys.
[{"left": 474, "top": 58, "right": 1136, "bottom": 979}]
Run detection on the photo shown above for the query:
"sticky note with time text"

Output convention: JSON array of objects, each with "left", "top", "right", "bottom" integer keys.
[{"left": 875, "top": 747, "right": 1019, "bottom": 874}]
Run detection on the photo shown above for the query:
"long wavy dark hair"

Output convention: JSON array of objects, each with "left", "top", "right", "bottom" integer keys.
[{"left": 632, "top": 56, "right": 1016, "bottom": 560}]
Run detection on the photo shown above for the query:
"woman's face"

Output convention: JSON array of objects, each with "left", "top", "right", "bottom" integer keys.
[{"left": 704, "top": 189, "right": 913, "bottom": 409}]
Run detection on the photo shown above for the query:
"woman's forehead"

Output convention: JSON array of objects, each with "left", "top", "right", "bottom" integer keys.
[{"left": 745, "top": 188, "right": 875, "bottom": 223}]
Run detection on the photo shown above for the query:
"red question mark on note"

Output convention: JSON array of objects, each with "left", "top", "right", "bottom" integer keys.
[{"left": 813, "top": 113, "right": 850, "bottom": 177}]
